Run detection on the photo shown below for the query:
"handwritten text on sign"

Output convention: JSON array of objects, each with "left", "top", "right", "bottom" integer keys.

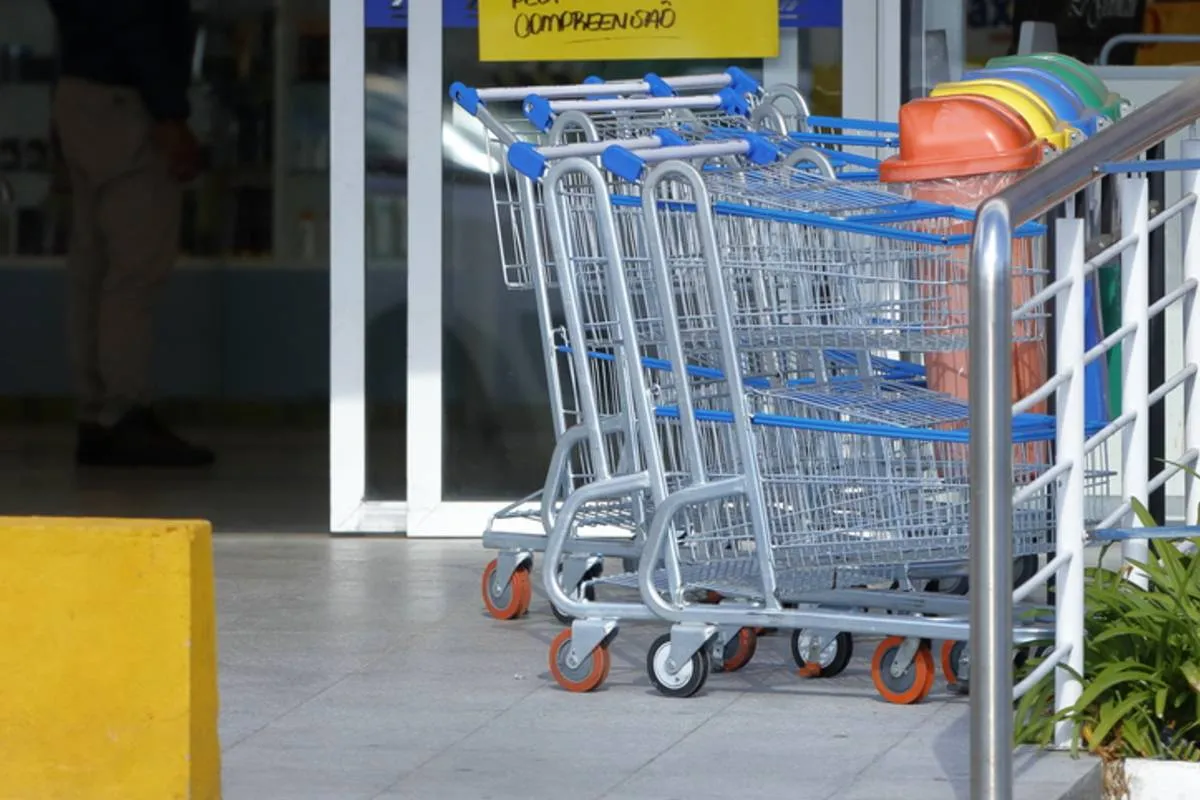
[{"left": 478, "top": 0, "right": 780, "bottom": 62}]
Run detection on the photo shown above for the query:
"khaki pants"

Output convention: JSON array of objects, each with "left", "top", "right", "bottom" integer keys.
[{"left": 53, "top": 78, "right": 181, "bottom": 422}]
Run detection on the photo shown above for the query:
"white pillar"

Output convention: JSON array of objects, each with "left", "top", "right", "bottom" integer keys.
[
  {"left": 1182, "top": 139, "right": 1200, "bottom": 521},
  {"left": 328, "top": 0, "right": 367, "bottom": 531},
  {"left": 1121, "top": 175, "right": 1152, "bottom": 584},
  {"left": 406, "top": 0, "right": 445, "bottom": 534},
  {"left": 841, "top": 0, "right": 901, "bottom": 122},
  {"left": 1053, "top": 217, "right": 1087, "bottom": 748}
]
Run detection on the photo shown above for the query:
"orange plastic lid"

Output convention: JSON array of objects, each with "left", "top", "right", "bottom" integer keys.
[{"left": 879, "top": 95, "right": 1043, "bottom": 183}]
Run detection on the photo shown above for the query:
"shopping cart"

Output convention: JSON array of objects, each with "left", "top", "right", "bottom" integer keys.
[
  {"left": 456, "top": 72, "right": 909, "bottom": 628},
  {"left": 534, "top": 151, "right": 1103, "bottom": 701},
  {"left": 463, "top": 71, "right": 764, "bottom": 623}
]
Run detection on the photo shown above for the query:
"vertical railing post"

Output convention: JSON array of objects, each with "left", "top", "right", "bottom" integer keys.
[
  {"left": 1148, "top": 144, "right": 1168, "bottom": 525},
  {"left": 1182, "top": 136, "right": 1200, "bottom": 523},
  {"left": 1121, "top": 175, "right": 1152, "bottom": 584},
  {"left": 1053, "top": 217, "right": 1087, "bottom": 748},
  {"left": 969, "top": 199, "right": 1014, "bottom": 800}
]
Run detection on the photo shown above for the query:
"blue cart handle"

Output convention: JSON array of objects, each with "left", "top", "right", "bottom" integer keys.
[
  {"left": 522, "top": 89, "right": 751, "bottom": 132},
  {"left": 507, "top": 128, "right": 688, "bottom": 179},
  {"left": 602, "top": 135, "right": 779, "bottom": 183},
  {"left": 450, "top": 67, "right": 758, "bottom": 116}
]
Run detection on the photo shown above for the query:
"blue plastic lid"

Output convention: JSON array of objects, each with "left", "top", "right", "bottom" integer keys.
[{"left": 962, "top": 67, "right": 1108, "bottom": 137}]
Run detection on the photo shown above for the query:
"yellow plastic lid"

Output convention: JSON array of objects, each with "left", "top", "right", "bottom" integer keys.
[{"left": 930, "top": 79, "right": 1081, "bottom": 151}]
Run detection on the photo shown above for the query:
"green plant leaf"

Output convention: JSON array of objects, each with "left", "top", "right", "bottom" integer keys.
[
  {"left": 1130, "top": 496, "right": 1160, "bottom": 528},
  {"left": 1157, "top": 687, "right": 1168, "bottom": 718},
  {"left": 1182, "top": 661, "right": 1200, "bottom": 694},
  {"left": 1124, "top": 721, "right": 1154, "bottom": 758},
  {"left": 1091, "top": 690, "right": 1154, "bottom": 747},
  {"left": 1074, "top": 662, "right": 1160, "bottom": 711},
  {"left": 1091, "top": 622, "right": 1156, "bottom": 647}
]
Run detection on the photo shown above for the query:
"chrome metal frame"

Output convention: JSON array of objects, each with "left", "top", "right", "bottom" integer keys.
[{"left": 968, "top": 76, "right": 1200, "bottom": 800}]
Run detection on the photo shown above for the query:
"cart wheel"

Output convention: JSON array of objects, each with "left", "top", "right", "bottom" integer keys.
[
  {"left": 550, "top": 563, "right": 600, "bottom": 626},
  {"left": 548, "top": 629, "right": 612, "bottom": 693},
  {"left": 1014, "top": 555, "right": 1039, "bottom": 588},
  {"left": 941, "top": 640, "right": 969, "bottom": 690},
  {"left": 792, "top": 629, "right": 854, "bottom": 678},
  {"left": 1014, "top": 643, "right": 1051, "bottom": 670},
  {"left": 719, "top": 628, "right": 758, "bottom": 673},
  {"left": 647, "top": 633, "right": 710, "bottom": 698},
  {"left": 870, "top": 636, "right": 935, "bottom": 705},
  {"left": 481, "top": 559, "right": 532, "bottom": 620},
  {"left": 936, "top": 576, "right": 969, "bottom": 596}
]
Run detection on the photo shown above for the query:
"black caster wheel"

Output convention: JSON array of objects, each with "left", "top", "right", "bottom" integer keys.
[
  {"left": 1014, "top": 555, "right": 1039, "bottom": 588},
  {"left": 647, "top": 633, "right": 711, "bottom": 698},
  {"left": 792, "top": 629, "right": 854, "bottom": 678}
]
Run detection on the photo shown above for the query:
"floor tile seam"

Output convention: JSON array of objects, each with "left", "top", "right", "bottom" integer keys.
[
  {"left": 367, "top": 681, "right": 549, "bottom": 799},
  {"left": 816, "top": 701, "right": 948, "bottom": 800},
  {"left": 590, "top": 691, "right": 747, "bottom": 800},
  {"left": 220, "top": 670, "right": 365, "bottom": 753}
]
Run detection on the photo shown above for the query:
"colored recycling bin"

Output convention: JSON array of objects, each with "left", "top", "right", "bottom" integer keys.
[
  {"left": 929, "top": 78, "right": 1081, "bottom": 151},
  {"left": 988, "top": 53, "right": 1128, "bottom": 418},
  {"left": 879, "top": 96, "right": 1047, "bottom": 444},
  {"left": 962, "top": 66, "right": 1109, "bottom": 136},
  {"left": 986, "top": 53, "right": 1127, "bottom": 122},
  {"left": 963, "top": 65, "right": 1112, "bottom": 422}
]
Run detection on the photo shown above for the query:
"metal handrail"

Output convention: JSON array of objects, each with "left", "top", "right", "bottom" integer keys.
[
  {"left": 968, "top": 75, "right": 1200, "bottom": 800},
  {"left": 988, "top": 77, "right": 1200, "bottom": 225},
  {"left": 1099, "top": 33, "right": 1200, "bottom": 66}
]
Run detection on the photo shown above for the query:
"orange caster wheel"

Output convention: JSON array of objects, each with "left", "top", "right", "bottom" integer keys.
[
  {"left": 481, "top": 558, "right": 532, "bottom": 620},
  {"left": 941, "top": 640, "right": 969, "bottom": 690},
  {"left": 548, "top": 629, "right": 611, "bottom": 693},
  {"left": 871, "top": 636, "right": 935, "bottom": 705},
  {"left": 718, "top": 628, "right": 758, "bottom": 673}
]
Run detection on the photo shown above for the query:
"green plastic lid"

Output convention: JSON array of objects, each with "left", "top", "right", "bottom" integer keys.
[{"left": 987, "top": 53, "right": 1127, "bottom": 121}]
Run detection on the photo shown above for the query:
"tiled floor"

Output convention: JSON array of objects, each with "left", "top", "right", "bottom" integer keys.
[{"left": 215, "top": 536, "right": 1100, "bottom": 800}]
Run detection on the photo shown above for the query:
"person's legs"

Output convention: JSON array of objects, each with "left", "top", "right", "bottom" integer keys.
[
  {"left": 92, "top": 103, "right": 180, "bottom": 417},
  {"left": 63, "top": 161, "right": 106, "bottom": 423},
  {"left": 55, "top": 81, "right": 106, "bottom": 422},
  {"left": 53, "top": 78, "right": 212, "bottom": 467}
]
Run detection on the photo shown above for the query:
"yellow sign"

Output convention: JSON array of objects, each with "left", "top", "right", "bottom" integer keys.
[{"left": 479, "top": 0, "right": 780, "bottom": 62}]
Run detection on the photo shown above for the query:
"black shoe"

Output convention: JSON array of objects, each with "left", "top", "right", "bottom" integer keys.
[{"left": 75, "top": 407, "right": 215, "bottom": 468}]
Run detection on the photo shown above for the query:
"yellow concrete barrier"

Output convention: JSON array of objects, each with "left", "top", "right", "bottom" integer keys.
[{"left": 0, "top": 517, "right": 221, "bottom": 800}]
